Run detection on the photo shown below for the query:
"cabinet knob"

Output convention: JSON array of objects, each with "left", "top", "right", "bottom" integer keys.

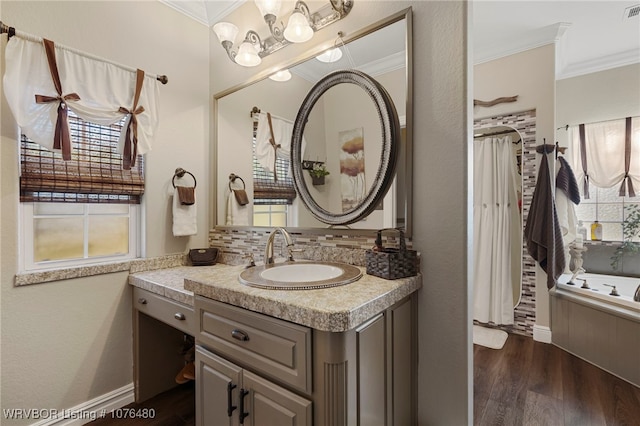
[
  {"left": 137, "top": 298, "right": 147, "bottom": 305},
  {"left": 231, "top": 329, "right": 250, "bottom": 341},
  {"left": 174, "top": 312, "right": 186, "bottom": 321}
]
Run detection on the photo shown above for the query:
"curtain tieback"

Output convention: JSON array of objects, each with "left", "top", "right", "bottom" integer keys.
[
  {"left": 118, "top": 105, "right": 145, "bottom": 170},
  {"left": 267, "top": 112, "right": 280, "bottom": 181},
  {"left": 619, "top": 173, "right": 636, "bottom": 198},
  {"left": 582, "top": 174, "right": 590, "bottom": 199},
  {"left": 34, "top": 92, "right": 81, "bottom": 160}
]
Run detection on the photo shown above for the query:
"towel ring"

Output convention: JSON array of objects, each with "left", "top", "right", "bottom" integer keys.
[
  {"left": 172, "top": 167, "right": 197, "bottom": 188},
  {"left": 229, "top": 173, "right": 246, "bottom": 191}
]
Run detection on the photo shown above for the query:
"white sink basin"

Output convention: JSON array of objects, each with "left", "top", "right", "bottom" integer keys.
[
  {"left": 260, "top": 263, "right": 344, "bottom": 282},
  {"left": 239, "top": 261, "right": 362, "bottom": 290}
]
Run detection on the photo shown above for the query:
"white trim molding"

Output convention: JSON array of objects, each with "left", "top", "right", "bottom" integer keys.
[
  {"left": 29, "top": 383, "right": 134, "bottom": 426},
  {"left": 533, "top": 325, "right": 552, "bottom": 343}
]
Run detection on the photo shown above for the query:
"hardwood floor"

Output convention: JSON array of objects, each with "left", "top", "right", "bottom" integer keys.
[
  {"left": 474, "top": 333, "right": 640, "bottom": 426},
  {"left": 88, "top": 382, "right": 195, "bottom": 426},
  {"left": 88, "top": 334, "right": 640, "bottom": 425}
]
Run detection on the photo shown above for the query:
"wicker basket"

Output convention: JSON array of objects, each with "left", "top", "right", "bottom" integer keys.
[{"left": 365, "top": 228, "right": 418, "bottom": 280}]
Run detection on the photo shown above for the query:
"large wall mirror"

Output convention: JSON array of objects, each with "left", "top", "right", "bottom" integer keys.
[{"left": 215, "top": 8, "right": 413, "bottom": 235}]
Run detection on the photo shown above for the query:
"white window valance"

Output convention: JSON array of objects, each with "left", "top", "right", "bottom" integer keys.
[
  {"left": 3, "top": 35, "right": 159, "bottom": 168},
  {"left": 568, "top": 117, "right": 639, "bottom": 198}
]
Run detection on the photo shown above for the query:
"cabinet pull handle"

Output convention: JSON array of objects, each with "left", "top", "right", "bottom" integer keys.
[
  {"left": 137, "top": 298, "right": 147, "bottom": 305},
  {"left": 174, "top": 312, "right": 186, "bottom": 321},
  {"left": 239, "top": 388, "right": 249, "bottom": 424},
  {"left": 231, "top": 329, "right": 249, "bottom": 341},
  {"left": 227, "top": 382, "right": 237, "bottom": 417}
]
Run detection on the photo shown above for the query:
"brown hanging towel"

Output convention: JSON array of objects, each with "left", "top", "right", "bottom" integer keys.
[
  {"left": 34, "top": 39, "right": 81, "bottom": 160},
  {"left": 176, "top": 186, "right": 195, "bottom": 205},
  {"left": 118, "top": 69, "right": 145, "bottom": 170},
  {"left": 619, "top": 117, "right": 636, "bottom": 197},
  {"left": 267, "top": 112, "right": 280, "bottom": 181}
]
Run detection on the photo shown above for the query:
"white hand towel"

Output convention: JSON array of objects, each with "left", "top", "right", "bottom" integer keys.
[
  {"left": 172, "top": 187, "right": 197, "bottom": 236},
  {"left": 226, "top": 191, "right": 250, "bottom": 226}
]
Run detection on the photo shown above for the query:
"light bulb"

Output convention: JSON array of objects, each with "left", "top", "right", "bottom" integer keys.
[
  {"left": 316, "top": 47, "right": 343, "bottom": 63},
  {"left": 269, "top": 69, "right": 292, "bottom": 81},
  {"left": 235, "top": 41, "right": 261, "bottom": 67},
  {"left": 284, "top": 11, "right": 313, "bottom": 43},
  {"left": 213, "top": 22, "right": 239, "bottom": 43},
  {"left": 255, "top": 0, "right": 281, "bottom": 18}
]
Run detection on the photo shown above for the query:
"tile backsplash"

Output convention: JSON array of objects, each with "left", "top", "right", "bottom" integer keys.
[{"left": 209, "top": 227, "right": 414, "bottom": 268}]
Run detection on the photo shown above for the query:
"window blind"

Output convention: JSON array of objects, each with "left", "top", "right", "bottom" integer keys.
[
  {"left": 20, "top": 111, "right": 144, "bottom": 204},
  {"left": 252, "top": 121, "right": 296, "bottom": 205}
]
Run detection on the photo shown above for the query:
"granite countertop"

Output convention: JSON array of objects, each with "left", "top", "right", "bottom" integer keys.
[
  {"left": 129, "top": 263, "right": 422, "bottom": 332},
  {"left": 128, "top": 265, "right": 218, "bottom": 307}
]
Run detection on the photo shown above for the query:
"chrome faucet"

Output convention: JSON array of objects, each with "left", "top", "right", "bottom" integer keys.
[
  {"left": 569, "top": 267, "right": 585, "bottom": 285},
  {"left": 634, "top": 283, "right": 640, "bottom": 302},
  {"left": 264, "top": 227, "right": 294, "bottom": 265}
]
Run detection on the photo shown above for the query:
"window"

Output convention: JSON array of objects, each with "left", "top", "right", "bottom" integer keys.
[
  {"left": 574, "top": 186, "right": 639, "bottom": 242},
  {"left": 251, "top": 117, "right": 296, "bottom": 225},
  {"left": 20, "top": 112, "right": 143, "bottom": 270},
  {"left": 568, "top": 116, "right": 640, "bottom": 242}
]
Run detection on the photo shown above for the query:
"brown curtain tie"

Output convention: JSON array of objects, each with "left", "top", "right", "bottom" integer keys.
[
  {"left": 267, "top": 112, "right": 281, "bottom": 181},
  {"left": 35, "top": 39, "right": 80, "bottom": 161},
  {"left": 119, "top": 69, "right": 145, "bottom": 170},
  {"left": 578, "top": 123, "right": 590, "bottom": 199},
  {"left": 619, "top": 117, "right": 635, "bottom": 197}
]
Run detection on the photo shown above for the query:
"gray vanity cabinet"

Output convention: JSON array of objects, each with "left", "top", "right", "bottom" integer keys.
[
  {"left": 195, "top": 346, "right": 311, "bottom": 425},
  {"left": 194, "top": 294, "right": 417, "bottom": 426}
]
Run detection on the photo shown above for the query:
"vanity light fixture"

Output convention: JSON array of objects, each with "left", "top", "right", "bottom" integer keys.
[
  {"left": 269, "top": 69, "right": 292, "bottom": 81},
  {"left": 212, "top": 0, "right": 354, "bottom": 67}
]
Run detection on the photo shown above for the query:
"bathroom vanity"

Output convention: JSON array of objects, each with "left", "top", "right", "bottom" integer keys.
[{"left": 130, "top": 262, "right": 421, "bottom": 426}]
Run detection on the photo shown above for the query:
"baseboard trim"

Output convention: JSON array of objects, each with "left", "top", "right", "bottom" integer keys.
[
  {"left": 533, "top": 325, "right": 552, "bottom": 343},
  {"left": 30, "top": 383, "right": 134, "bottom": 426}
]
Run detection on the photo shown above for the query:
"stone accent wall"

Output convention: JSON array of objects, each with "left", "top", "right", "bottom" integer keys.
[{"left": 474, "top": 109, "right": 537, "bottom": 337}]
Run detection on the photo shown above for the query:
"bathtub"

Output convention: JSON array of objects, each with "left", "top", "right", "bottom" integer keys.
[
  {"left": 556, "top": 273, "right": 640, "bottom": 313},
  {"left": 551, "top": 273, "right": 640, "bottom": 387}
]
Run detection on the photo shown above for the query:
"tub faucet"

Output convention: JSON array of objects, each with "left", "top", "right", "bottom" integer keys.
[
  {"left": 634, "top": 283, "right": 640, "bottom": 302},
  {"left": 569, "top": 267, "right": 585, "bottom": 284},
  {"left": 264, "top": 227, "right": 294, "bottom": 265}
]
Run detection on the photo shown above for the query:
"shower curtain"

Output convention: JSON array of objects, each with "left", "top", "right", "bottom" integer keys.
[{"left": 473, "top": 135, "right": 520, "bottom": 325}]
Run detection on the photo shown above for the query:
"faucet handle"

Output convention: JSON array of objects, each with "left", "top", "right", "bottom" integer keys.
[
  {"left": 287, "top": 247, "right": 304, "bottom": 261},
  {"left": 243, "top": 253, "right": 256, "bottom": 268},
  {"left": 578, "top": 279, "right": 589, "bottom": 289}
]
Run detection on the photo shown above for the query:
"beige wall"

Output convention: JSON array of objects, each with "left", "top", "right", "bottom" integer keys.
[
  {"left": 211, "top": 1, "right": 471, "bottom": 424},
  {"left": 556, "top": 63, "right": 640, "bottom": 148},
  {"left": 474, "top": 44, "right": 556, "bottom": 333},
  {"left": 0, "top": 1, "right": 210, "bottom": 422},
  {"left": 1, "top": 1, "right": 471, "bottom": 424}
]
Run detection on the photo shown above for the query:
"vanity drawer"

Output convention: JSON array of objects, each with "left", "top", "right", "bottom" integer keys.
[
  {"left": 196, "top": 296, "right": 312, "bottom": 394},
  {"left": 133, "top": 287, "right": 195, "bottom": 336}
]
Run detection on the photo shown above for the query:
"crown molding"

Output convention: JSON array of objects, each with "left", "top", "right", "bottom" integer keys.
[
  {"left": 474, "top": 22, "right": 571, "bottom": 65},
  {"left": 557, "top": 48, "right": 640, "bottom": 80}
]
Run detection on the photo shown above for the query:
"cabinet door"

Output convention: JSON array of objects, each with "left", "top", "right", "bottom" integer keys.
[
  {"left": 196, "top": 346, "right": 242, "bottom": 426},
  {"left": 242, "top": 370, "right": 312, "bottom": 426}
]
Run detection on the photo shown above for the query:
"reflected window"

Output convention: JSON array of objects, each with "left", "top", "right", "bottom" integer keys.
[{"left": 251, "top": 114, "right": 295, "bottom": 225}]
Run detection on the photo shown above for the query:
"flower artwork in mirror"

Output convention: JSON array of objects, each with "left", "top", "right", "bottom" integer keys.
[
  {"left": 291, "top": 70, "right": 400, "bottom": 225},
  {"left": 215, "top": 9, "right": 412, "bottom": 235}
]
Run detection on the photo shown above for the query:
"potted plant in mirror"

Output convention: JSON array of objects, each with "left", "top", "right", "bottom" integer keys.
[
  {"left": 309, "top": 163, "right": 330, "bottom": 186},
  {"left": 610, "top": 204, "right": 640, "bottom": 271}
]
